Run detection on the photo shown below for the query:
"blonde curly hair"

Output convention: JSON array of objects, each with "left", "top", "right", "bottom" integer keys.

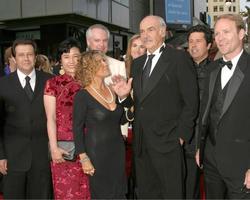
[{"left": 75, "top": 50, "right": 106, "bottom": 87}]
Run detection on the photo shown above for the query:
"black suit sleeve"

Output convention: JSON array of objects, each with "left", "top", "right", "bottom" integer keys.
[
  {"left": 176, "top": 51, "right": 199, "bottom": 143},
  {"left": 73, "top": 90, "right": 87, "bottom": 155},
  {"left": 0, "top": 89, "right": 6, "bottom": 159},
  {"left": 119, "top": 95, "right": 133, "bottom": 108},
  {"left": 197, "top": 63, "right": 219, "bottom": 165},
  {"left": 197, "top": 70, "right": 210, "bottom": 149}
]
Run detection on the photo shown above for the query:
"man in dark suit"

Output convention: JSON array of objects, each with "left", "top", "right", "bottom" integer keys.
[
  {"left": 185, "top": 24, "right": 213, "bottom": 199},
  {"left": 113, "top": 15, "right": 198, "bottom": 199},
  {"left": 197, "top": 14, "right": 250, "bottom": 199},
  {"left": 0, "top": 39, "right": 53, "bottom": 199}
]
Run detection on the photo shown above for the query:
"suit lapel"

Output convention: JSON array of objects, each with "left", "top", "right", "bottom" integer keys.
[
  {"left": 133, "top": 55, "right": 146, "bottom": 100},
  {"left": 11, "top": 70, "right": 44, "bottom": 102},
  {"left": 33, "top": 70, "right": 43, "bottom": 101},
  {"left": 202, "top": 66, "right": 220, "bottom": 125},
  {"left": 220, "top": 51, "right": 247, "bottom": 119},
  {"left": 10, "top": 71, "right": 28, "bottom": 95},
  {"left": 140, "top": 49, "right": 170, "bottom": 102}
]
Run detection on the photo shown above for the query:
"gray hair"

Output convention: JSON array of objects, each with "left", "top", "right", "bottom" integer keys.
[
  {"left": 141, "top": 15, "right": 166, "bottom": 28},
  {"left": 158, "top": 16, "right": 166, "bottom": 27},
  {"left": 86, "top": 24, "right": 110, "bottom": 39}
]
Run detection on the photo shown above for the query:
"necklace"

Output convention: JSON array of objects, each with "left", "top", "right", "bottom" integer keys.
[{"left": 90, "top": 85, "right": 114, "bottom": 104}]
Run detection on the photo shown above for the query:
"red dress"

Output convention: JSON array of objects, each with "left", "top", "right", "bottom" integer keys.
[{"left": 44, "top": 74, "right": 90, "bottom": 200}]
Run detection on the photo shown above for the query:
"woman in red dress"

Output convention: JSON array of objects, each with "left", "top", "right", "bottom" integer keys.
[{"left": 44, "top": 38, "right": 90, "bottom": 199}]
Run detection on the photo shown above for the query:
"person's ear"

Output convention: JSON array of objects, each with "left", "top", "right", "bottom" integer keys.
[
  {"left": 160, "top": 27, "right": 166, "bottom": 38},
  {"left": 239, "top": 29, "right": 245, "bottom": 41},
  {"left": 207, "top": 43, "right": 212, "bottom": 50},
  {"left": 86, "top": 38, "right": 90, "bottom": 48}
]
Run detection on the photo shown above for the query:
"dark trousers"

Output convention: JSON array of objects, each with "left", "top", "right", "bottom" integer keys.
[
  {"left": 3, "top": 166, "right": 52, "bottom": 199},
  {"left": 184, "top": 155, "right": 200, "bottom": 199},
  {"left": 135, "top": 141, "right": 185, "bottom": 199},
  {"left": 204, "top": 139, "right": 250, "bottom": 199}
]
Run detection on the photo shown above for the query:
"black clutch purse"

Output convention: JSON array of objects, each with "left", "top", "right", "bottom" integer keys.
[{"left": 57, "top": 141, "right": 76, "bottom": 161}]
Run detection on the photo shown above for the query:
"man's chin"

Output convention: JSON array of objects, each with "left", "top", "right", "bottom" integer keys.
[
  {"left": 96, "top": 48, "right": 107, "bottom": 54},
  {"left": 219, "top": 50, "right": 227, "bottom": 56},
  {"left": 144, "top": 44, "right": 152, "bottom": 49}
]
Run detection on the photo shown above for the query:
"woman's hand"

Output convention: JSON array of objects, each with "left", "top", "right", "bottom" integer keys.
[{"left": 51, "top": 147, "right": 69, "bottom": 163}]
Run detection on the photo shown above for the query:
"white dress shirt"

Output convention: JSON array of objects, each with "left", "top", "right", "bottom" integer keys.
[
  {"left": 17, "top": 69, "right": 36, "bottom": 91},
  {"left": 144, "top": 43, "right": 165, "bottom": 76},
  {"left": 221, "top": 50, "right": 243, "bottom": 89}
]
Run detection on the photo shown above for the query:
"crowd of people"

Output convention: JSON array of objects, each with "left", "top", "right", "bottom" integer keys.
[{"left": 0, "top": 13, "right": 249, "bottom": 199}]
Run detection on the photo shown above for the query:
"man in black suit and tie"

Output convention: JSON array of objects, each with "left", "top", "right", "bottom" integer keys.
[
  {"left": 0, "top": 39, "right": 53, "bottom": 199},
  {"left": 112, "top": 15, "right": 198, "bottom": 199},
  {"left": 196, "top": 14, "right": 250, "bottom": 199}
]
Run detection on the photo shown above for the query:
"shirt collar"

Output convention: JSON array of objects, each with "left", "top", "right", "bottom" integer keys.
[
  {"left": 223, "top": 49, "right": 243, "bottom": 68},
  {"left": 147, "top": 43, "right": 166, "bottom": 56},
  {"left": 193, "top": 57, "right": 210, "bottom": 68},
  {"left": 17, "top": 68, "right": 36, "bottom": 82}
]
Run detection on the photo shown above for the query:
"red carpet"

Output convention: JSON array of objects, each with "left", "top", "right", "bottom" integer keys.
[
  {"left": 125, "top": 127, "right": 133, "bottom": 176},
  {"left": 200, "top": 174, "right": 206, "bottom": 199}
]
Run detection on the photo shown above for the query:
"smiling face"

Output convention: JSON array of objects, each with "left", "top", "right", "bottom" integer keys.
[
  {"left": 188, "top": 32, "right": 211, "bottom": 64},
  {"left": 61, "top": 47, "right": 81, "bottom": 76},
  {"left": 214, "top": 18, "right": 245, "bottom": 60},
  {"left": 14, "top": 44, "right": 36, "bottom": 75},
  {"left": 140, "top": 16, "right": 166, "bottom": 53}
]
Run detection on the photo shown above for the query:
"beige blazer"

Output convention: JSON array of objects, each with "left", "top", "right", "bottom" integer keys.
[{"left": 105, "top": 56, "right": 126, "bottom": 85}]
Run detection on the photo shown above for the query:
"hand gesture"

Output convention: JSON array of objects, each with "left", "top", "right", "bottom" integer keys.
[{"left": 111, "top": 75, "right": 132, "bottom": 99}]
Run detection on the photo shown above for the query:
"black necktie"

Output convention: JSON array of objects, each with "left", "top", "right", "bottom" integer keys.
[
  {"left": 160, "top": 45, "right": 165, "bottom": 53},
  {"left": 24, "top": 76, "right": 34, "bottom": 101},
  {"left": 142, "top": 54, "right": 155, "bottom": 90},
  {"left": 219, "top": 59, "right": 233, "bottom": 70}
]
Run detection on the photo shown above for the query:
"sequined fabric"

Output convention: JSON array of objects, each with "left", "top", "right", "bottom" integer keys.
[
  {"left": 45, "top": 74, "right": 82, "bottom": 140},
  {"left": 51, "top": 161, "right": 90, "bottom": 200},
  {"left": 44, "top": 74, "right": 90, "bottom": 200}
]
